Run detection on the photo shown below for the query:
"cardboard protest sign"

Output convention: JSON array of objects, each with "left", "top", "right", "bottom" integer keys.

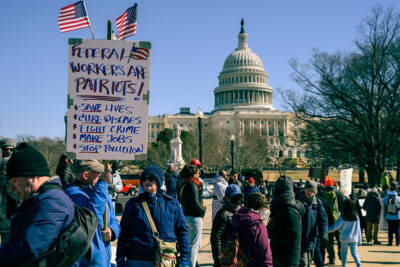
[
  {"left": 340, "top": 168, "right": 353, "bottom": 196},
  {"left": 66, "top": 39, "right": 151, "bottom": 160},
  {"left": 308, "top": 168, "right": 328, "bottom": 180}
]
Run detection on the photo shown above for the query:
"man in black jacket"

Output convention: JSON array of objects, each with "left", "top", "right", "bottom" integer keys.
[
  {"left": 210, "top": 184, "right": 243, "bottom": 267},
  {"left": 268, "top": 175, "right": 304, "bottom": 267},
  {"left": 296, "top": 180, "right": 328, "bottom": 267}
]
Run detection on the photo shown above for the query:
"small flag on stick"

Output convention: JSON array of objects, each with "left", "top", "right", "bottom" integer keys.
[
  {"left": 116, "top": 3, "right": 138, "bottom": 40},
  {"left": 58, "top": 1, "right": 91, "bottom": 33}
]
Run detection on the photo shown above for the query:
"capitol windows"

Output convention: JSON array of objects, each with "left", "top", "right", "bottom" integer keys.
[
  {"left": 240, "top": 76, "right": 243, "bottom": 82},
  {"left": 268, "top": 121, "right": 274, "bottom": 136},
  {"left": 279, "top": 151, "right": 283, "bottom": 158},
  {"left": 226, "top": 120, "right": 230, "bottom": 124},
  {"left": 261, "top": 124, "right": 267, "bottom": 136},
  {"left": 288, "top": 150, "right": 292, "bottom": 158},
  {"left": 269, "top": 138, "right": 273, "bottom": 145},
  {"left": 297, "top": 151, "right": 301, "bottom": 158}
]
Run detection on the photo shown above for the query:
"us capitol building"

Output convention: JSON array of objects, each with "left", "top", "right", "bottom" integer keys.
[{"left": 148, "top": 20, "right": 308, "bottom": 163}]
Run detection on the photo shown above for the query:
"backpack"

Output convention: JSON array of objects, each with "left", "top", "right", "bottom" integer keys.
[
  {"left": 386, "top": 194, "right": 399, "bottom": 215},
  {"left": 322, "top": 190, "right": 340, "bottom": 222},
  {"left": 221, "top": 225, "right": 252, "bottom": 267},
  {"left": 20, "top": 183, "right": 98, "bottom": 267}
]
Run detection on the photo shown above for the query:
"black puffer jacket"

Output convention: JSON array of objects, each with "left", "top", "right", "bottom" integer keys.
[
  {"left": 179, "top": 181, "right": 205, "bottom": 218},
  {"left": 363, "top": 190, "right": 381, "bottom": 223},
  {"left": 268, "top": 176, "right": 304, "bottom": 267},
  {"left": 210, "top": 201, "right": 238, "bottom": 265}
]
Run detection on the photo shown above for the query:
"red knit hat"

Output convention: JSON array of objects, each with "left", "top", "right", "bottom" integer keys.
[
  {"left": 324, "top": 176, "right": 335, "bottom": 187},
  {"left": 248, "top": 177, "right": 255, "bottom": 183},
  {"left": 190, "top": 159, "right": 201, "bottom": 167}
]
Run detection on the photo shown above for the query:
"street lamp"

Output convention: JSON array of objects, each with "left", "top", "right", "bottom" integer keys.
[
  {"left": 197, "top": 109, "right": 204, "bottom": 166},
  {"left": 230, "top": 135, "right": 235, "bottom": 174}
]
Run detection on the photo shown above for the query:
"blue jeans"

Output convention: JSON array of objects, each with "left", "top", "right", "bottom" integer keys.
[
  {"left": 185, "top": 216, "right": 203, "bottom": 267},
  {"left": 341, "top": 242, "right": 361, "bottom": 267}
]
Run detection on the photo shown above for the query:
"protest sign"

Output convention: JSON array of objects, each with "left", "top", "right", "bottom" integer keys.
[
  {"left": 66, "top": 39, "right": 151, "bottom": 160},
  {"left": 340, "top": 168, "right": 353, "bottom": 196}
]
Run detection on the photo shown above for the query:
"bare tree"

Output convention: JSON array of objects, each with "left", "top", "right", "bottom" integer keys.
[
  {"left": 236, "top": 132, "right": 270, "bottom": 170},
  {"left": 284, "top": 6, "right": 400, "bottom": 185}
]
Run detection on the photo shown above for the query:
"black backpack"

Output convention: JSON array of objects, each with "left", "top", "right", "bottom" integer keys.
[{"left": 19, "top": 183, "right": 98, "bottom": 267}]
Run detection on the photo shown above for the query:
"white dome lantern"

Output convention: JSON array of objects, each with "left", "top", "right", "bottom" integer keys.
[{"left": 213, "top": 19, "right": 274, "bottom": 112}]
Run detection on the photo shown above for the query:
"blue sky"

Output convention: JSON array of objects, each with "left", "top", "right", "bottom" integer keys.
[{"left": 1, "top": 0, "right": 399, "bottom": 139}]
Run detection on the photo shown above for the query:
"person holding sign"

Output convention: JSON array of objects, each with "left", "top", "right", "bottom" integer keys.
[
  {"left": 116, "top": 165, "right": 191, "bottom": 267},
  {"left": 66, "top": 160, "right": 120, "bottom": 267}
]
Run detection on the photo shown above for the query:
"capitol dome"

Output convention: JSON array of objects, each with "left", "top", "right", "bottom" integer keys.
[{"left": 214, "top": 19, "right": 273, "bottom": 111}]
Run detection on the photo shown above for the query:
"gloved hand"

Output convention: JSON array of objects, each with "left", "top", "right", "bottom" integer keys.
[{"left": 320, "top": 234, "right": 329, "bottom": 248}]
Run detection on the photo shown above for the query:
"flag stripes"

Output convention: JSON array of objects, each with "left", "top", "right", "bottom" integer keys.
[
  {"left": 116, "top": 4, "right": 138, "bottom": 40},
  {"left": 58, "top": 1, "right": 91, "bottom": 33}
]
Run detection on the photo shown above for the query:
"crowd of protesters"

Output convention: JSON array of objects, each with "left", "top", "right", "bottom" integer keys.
[{"left": 0, "top": 139, "right": 400, "bottom": 267}]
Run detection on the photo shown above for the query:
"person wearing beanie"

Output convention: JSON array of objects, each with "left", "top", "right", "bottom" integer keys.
[
  {"left": 117, "top": 165, "right": 191, "bottom": 267},
  {"left": 362, "top": 188, "right": 381, "bottom": 244},
  {"left": 211, "top": 184, "right": 243, "bottom": 266},
  {"left": 296, "top": 180, "right": 329, "bottom": 267},
  {"left": 382, "top": 181, "right": 400, "bottom": 246},
  {"left": 322, "top": 176, "right": 347, "bottom": 264},
  {"left": 243, "top": 177, "right": 260, "bottom": 206},
  {"left": 355, "top": 190, "right": 367, "bottom": 243},
  {"left": 268, "top": 175, "right": 304, "bottom": 267},
  {"left": 232, "top": 192, "right": 273, "bottom": 266},
  {"left": 0, "top": 142, "right": 74, "bottom": 265},
  {"left": 66, "top": 159, "right": 120, "bottom": 267}
]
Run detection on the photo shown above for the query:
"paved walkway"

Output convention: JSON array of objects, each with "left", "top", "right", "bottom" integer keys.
[{"left": 198, "top": 198, "right": 400, "bottom": 266}]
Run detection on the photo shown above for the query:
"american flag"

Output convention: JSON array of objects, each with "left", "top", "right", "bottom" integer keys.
[
  {"left": 116, "top": 3, "right": 138, "bottom": 40},
  {"left": 58, "top": 1, "right": 91, "bottom": 33},
  {"left": 131, "top": 46, "right": 150, "bottom": 60}
]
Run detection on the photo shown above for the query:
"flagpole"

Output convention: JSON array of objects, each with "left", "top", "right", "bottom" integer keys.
[{"left": 82, "top": 0, "right": 95, "bottom": 39}]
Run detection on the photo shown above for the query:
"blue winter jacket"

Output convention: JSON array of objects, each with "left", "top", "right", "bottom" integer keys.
[
  {"left": 296, "top": 191, "right": 328, "bottom": 252},
  {"left": 0, "top": 178, "right": 74, "bottom": 265},
  {"left": 66, "top": 180, "right": 120, "bottom": 267},
  {"left": 116, "top": 191, "right": 191, "bottom": 266},
  {"left": 382, "top": 191, "right": 400, "bottom": 220}
]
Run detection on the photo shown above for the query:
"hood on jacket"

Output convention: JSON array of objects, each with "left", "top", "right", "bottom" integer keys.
[
  {"left": 232, "top": 206, "right": 262, "bottom": 228},
  {"left": 140, "top": 165, "right": 164, "bottom": 190},
  {"left": 271, "top": 175, "right": 295, "bottom": 207},
  {"left": 274, "top": 176, "right": 295, "bottom": 198}
]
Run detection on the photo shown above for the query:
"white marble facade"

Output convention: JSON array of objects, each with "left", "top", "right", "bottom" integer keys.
[{"left": 148, "top": 20, "right": 307, "bottom": 160}]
